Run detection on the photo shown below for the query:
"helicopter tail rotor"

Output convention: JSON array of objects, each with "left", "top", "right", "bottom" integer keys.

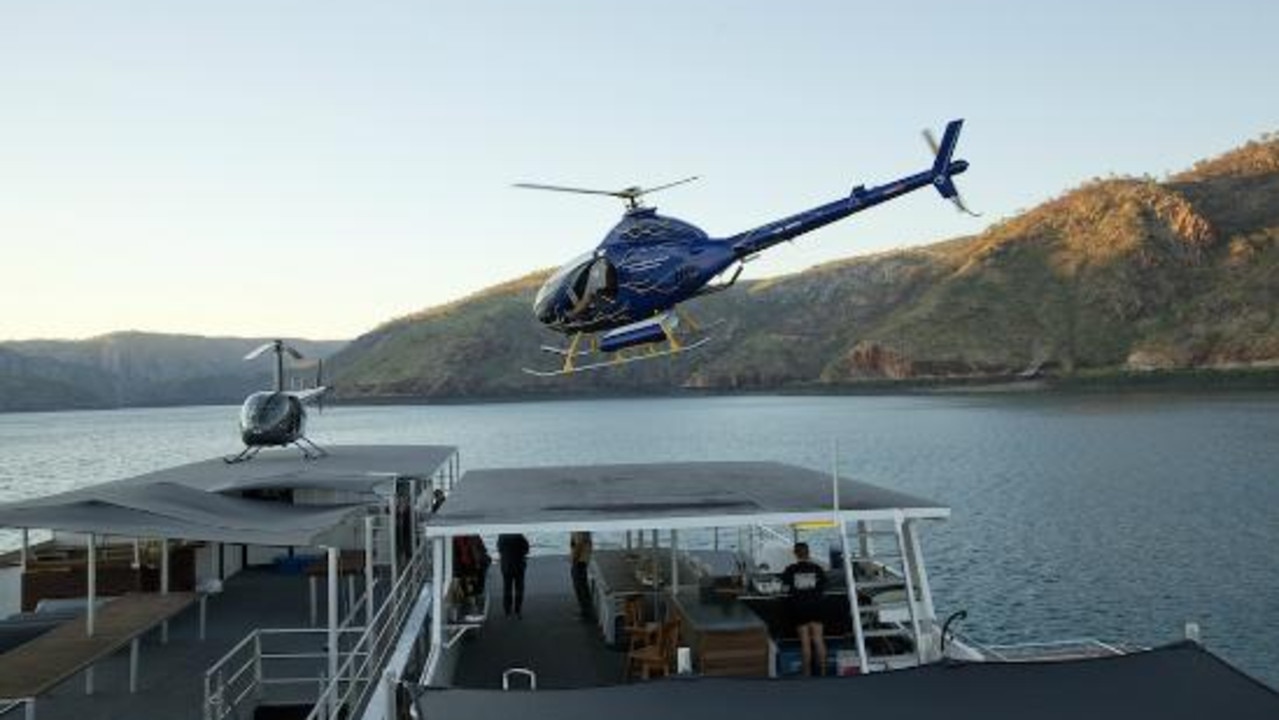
[
  {"left": 514, "top": 176, "right": 699, "bottom": 210},
  {"left": 923, "top": 120, "right": 980, "bottom": 217}
]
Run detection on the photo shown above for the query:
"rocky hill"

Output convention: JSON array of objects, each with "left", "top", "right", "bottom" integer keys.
[
  {"left": 328, "top": 134, "right": 1279, "bottom": 398},
  {"left": 0, "top": 333, "right": 346, "bottom": 412}
]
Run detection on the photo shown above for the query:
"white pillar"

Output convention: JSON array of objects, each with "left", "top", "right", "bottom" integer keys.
[
  {"left": 327, "top": 546, "right": 339, "bottom": 707},
  {"left": 364, "top": 516, "right": 376, "bottom": 629},
  {"left": 132, "top": 538, "right": 141, "bottom": 570},
  {"left": 408, "top": 479, "right": 418, "bottom": 553},
  {"left": 20, "top": 529, "right": 28, "bottom": 571},
  {"left": 430, "top": 538, "right": 444, "bottom": 651},
  {"left": 388, "top": 484, "right": 399, "bottom": 584}
]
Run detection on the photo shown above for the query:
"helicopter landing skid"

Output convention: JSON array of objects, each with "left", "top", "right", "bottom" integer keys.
[
  {"left": 223, "top": 446, "right": 262, "bottom": 464},
  {"left": 295, "top": 436, "right": 329, "bottom": 461},
  {"left": 522, "top": 335, "right": 711, "bottom": 377}
]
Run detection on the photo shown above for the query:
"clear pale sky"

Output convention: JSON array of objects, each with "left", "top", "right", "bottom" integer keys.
[{"left": 2, "top": 1, "right": 1276, "bottom": 341}]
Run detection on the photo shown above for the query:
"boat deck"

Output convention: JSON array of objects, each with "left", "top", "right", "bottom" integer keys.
[
  {"left": 13, "top": 568, "right": 317, "bottom": 720},
  {"left": 451, "top": 556, "right": 626, "bottom": 690}
]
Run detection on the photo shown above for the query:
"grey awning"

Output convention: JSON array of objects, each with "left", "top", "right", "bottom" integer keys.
[
  {"left": 0, "top": 444, "right": 457, "bottom": 546},
  {"left": 426, "top": 461, "right": 947, "bottom": 537}
]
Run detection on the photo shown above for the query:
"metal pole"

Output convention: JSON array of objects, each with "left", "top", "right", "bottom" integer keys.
[
  {"left": 364, "top": 516, "right": 376, "bottom": 629},
  {"left": 388, "top": 483, "right": 399, "bottom": 585},
  {"left": 670, "top": 529, "right": 679, "bottom": 592},
  {"left": 893, "top": 512, "right": 925, "bottom": 667},
  {"left": 430, "top": 538, "right": 444, "bottom": 651},
  {"left": 87, "top": 534, "right": 96, "bottom": 637},
  {"left": 129, "top": 638, "right": 139, "bottom": 693},
  {"left": 20, "top": 528, "right": 28, "bottom": 571},
  {"left": 833, "top": 446, "right": 870, "bottom": 674},
  {"left": 409, "top": 479, "right": 418, "bottom": 553},
  {"left": 161, "top": 538, "right": 170, "bottom": 644},
  {"left": 327, "top": 546, "right": 339, "bottom": 715},
  {"left": 86, "top": 533, "right": 96, "bottom": 696}
]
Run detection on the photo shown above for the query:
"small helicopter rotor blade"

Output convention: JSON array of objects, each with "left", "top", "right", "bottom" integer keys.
[
  {"left": 951, "top": 193, "right": 983, "bottom": 218},
  {"left": 244, "top": 342, "right": 276, "bottom": 361},
  {"left": 512, "top": 182, "right": 626, "bottom": 198},
  {"left": 922, "top": 129, "right": 941, "bottom": 157},
  {"left": 283, "top": 344, "right": 304, "bottom": 360}
]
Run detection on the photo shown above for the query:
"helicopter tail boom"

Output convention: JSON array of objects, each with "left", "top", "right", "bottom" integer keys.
[{"left": 728, "top": 118, "right": 971, "bottom": 258}]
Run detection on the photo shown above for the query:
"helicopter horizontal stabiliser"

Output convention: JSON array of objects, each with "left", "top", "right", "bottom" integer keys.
[{"left": 729, "top": 118, "right": 972, "bottom": 258}]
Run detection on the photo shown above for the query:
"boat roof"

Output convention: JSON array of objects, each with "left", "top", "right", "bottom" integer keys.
[
  {"left": 0, "top": 445, "right": 456, "bottom": 547},
  {"left": 425, "top": 461, "right": 947, "bottom": 537},
  {"left": 416, "top": 641, "right": 1279, "bottom": 720}
]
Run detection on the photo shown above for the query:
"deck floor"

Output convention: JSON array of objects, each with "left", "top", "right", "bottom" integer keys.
[
  {"left": 22, "top": 568, "right": 323, "bottom": 720},
  {"left": 452, "top": 556, "right": 626, "bottom": 690}
]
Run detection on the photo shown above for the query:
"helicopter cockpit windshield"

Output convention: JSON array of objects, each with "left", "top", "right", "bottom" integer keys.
[
  {"left": 240, "top": 391, "right": 301, "bottom": 437},
  {"left": 535, "top": 251, "right": 619, "bottom": 323}
]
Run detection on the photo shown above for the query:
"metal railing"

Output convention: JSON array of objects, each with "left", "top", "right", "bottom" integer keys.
[{"left": 203, "top": 543, "right": 431, "bottom": 720}]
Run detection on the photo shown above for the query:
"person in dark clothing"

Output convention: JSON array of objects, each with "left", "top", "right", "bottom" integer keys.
[
  {"left": 782, "top": 542, "right": 828, "bottom": 676},
  {"left": 497, "top": 533, "right": 531, "bottom": 618},
  {"left": 570, "top": 531, "right": 594, "bottom": 620},
  {"left": 453, "top": 535, "right": 491, "bottom": 601}
]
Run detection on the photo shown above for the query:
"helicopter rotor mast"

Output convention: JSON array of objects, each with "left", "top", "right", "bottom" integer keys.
[{"left": 514, "top": 176, "right": 699, "bottom": 211}]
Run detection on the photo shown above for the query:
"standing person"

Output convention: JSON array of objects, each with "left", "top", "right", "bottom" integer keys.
[
  {"left": 569, "top": 531, "right": 594, "bottom": 620},
  {"left": 498, "top": 533, "right": 531, "bottom": 619},
  {"left": 782, "top": 542, "right": 828, "bottom": 676}
]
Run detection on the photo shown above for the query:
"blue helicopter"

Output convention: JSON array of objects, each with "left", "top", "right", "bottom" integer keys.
[{"left": 521, "top": 119, "right": 974, "bottom": 376}]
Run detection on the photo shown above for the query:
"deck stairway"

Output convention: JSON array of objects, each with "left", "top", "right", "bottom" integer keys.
[{"left": 835, "top": 513, "right": 938, "bottom": 673}]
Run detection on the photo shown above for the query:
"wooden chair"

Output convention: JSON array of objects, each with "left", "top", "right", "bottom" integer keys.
[
  {"left": 621, "top": 596, "right": 657, "bottom": 651},
  {"left": 627, "top": 618, "right": 681, "bottom": 680}
]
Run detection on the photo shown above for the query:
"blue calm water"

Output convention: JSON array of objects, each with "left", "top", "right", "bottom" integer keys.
[{"left": 1, "top": 393, "right": 1276, "bottom": 686}]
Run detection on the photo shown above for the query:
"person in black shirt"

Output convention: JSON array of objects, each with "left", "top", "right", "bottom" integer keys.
[
  {"left": 782, "top": 542, "right": 828, "bottom": 676},
  {"left": 498, "top": 533, "right": 531, "bottom": 618}
]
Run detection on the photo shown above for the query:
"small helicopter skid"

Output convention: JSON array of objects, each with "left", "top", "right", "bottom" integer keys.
[
  {"left": 522, "top": 311, "right": 712, "bottom": 377},
  {"left": 223, "top": 437, "right": 329, "bottom": 464}
]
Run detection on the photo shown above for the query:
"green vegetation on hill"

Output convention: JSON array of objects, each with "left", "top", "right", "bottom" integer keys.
[{"left": 329, "top": 133, "right": 1279, "bottom": 399}]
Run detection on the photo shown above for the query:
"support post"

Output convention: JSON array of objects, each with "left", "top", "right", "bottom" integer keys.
[
  {"left": 327, "top": 546, "right": 339, "bottom": 716},
  {"left": 670, "top": 529, "right": 679, "bottom": 592},
  {"left": 87, "top": 534, "right": 97, "bottom": 637},
  {"left": 364, "top": 516, "right": 376, "bottom": 629},
  {"left": 129, "top": 638, "right": 139, "bottom": 693},
  {"left": 309, "top": 576, "right": 318, "bottom": 627},
  {"left": 20, "top": 528, "right": 28, "bottom": 571},
  {"left": 161, "top": 538, "right": 170, "bottom": 644},
  {"left": 409, "top": 479, "right": 418, "bottom": 553},
  {"left": 132, "top": 538, "right": 141, "bottom": 570},
  {"left": 199, "top": 595, "right": 208, "bottom": 641},
  {"left": 388, "top": 484, "right": 399, "bottom": 585},
  {"left": 893, "top": 512, "right": 925, "bottom": 666},
  {"left": 430, "top": 538, "right": 444, "bottom": 651}
]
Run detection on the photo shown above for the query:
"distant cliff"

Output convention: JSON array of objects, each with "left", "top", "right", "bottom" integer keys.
[
  {"left": 328, "top": 134, "right": 1279, "bottom": 398},
  {"left": 0, "top": 333, "right": 346, "bottom": 412}
]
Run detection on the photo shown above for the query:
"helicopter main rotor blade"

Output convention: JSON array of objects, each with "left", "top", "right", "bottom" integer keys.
[
  {"left": 512, "top": 183, "right": 627, "bottom": 198},
  {"left": 637, "top": 175, "right": 700, "bottom": 197},
  {"left": 244, "top": 342, "right": 276, "bottom": 361},
  {"left": 922, "top": 129, "right": 941, "bottom": 157},
  {"left": 283, "top": 344, "right": 304, "bottom": 360}
]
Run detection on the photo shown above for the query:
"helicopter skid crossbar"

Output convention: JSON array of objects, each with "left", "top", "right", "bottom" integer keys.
[
  {"left": 524, "top": 311, "right": 712, "bottom": 377},
  {"left": 522, "top": 335, "right": 710, "bottom": 377}
]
